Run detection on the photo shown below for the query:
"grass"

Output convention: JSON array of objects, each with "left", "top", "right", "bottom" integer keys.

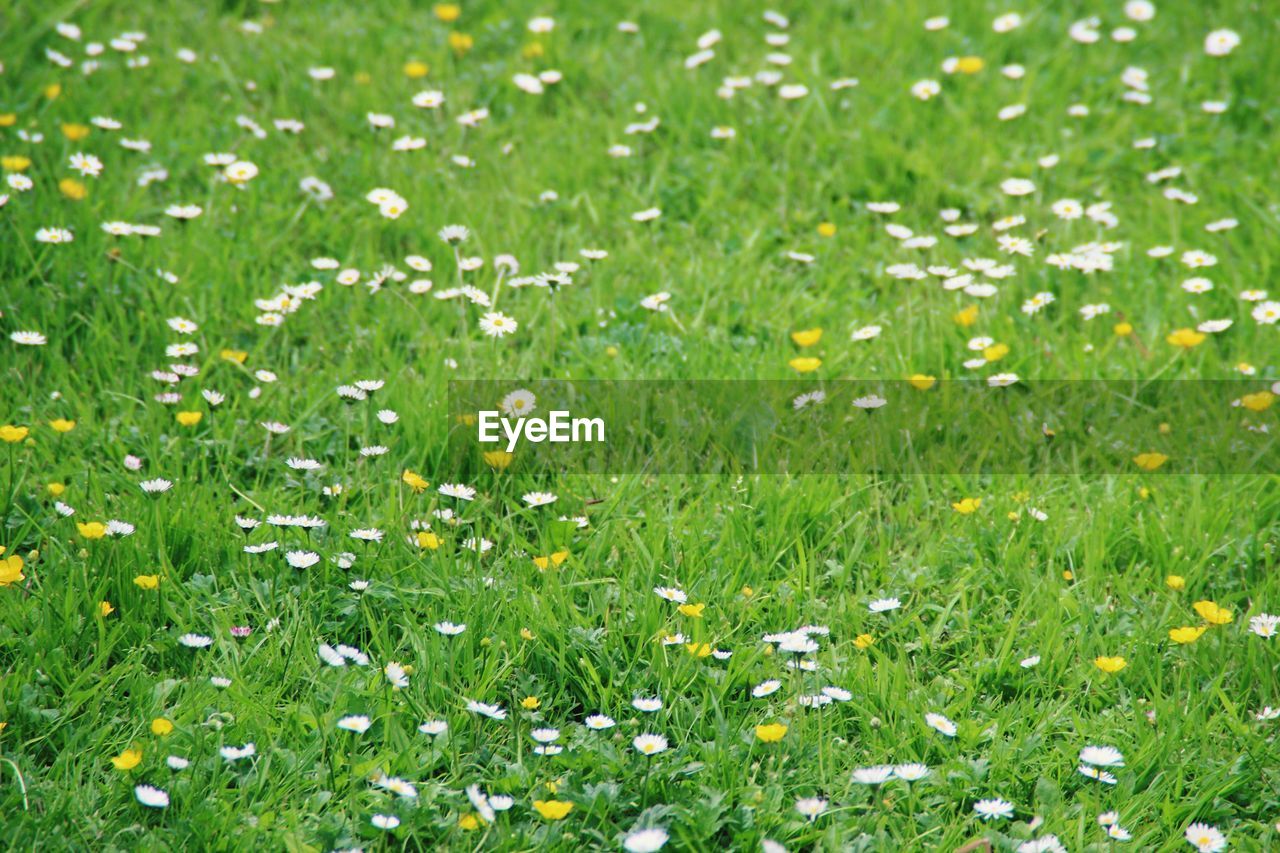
[{"left": 2, "top": 0, "right": 1279, "bottom": 850}]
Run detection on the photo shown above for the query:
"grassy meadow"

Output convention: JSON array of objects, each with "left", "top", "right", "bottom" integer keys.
[{"left": 2, "top": 0, "right": 1279, "bottom": 850}]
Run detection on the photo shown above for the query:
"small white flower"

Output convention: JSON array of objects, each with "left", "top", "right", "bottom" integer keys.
[
  {"left": 466, "top": 700, "right": 507, "bottom": 720},
  {"left": 795, "top": 796, "right": 828, "bottom": 821},
  {"left": 1204, "top": 29, "right": 1240, "bottom": 57},
  {"left": 439, "top": 483, "right": 477, "bottom": 501},
  {"left": 925, "top": 712, "right": 957, "bottom": 737},
  {"left": 134, "top": 784, "right": 169, "bottom": 808},
  {"left": 624, "top": 827, "right": 670, "bottom": 852},
  {"left": 1249, "top": 613, "right": 1278, "bottom": 638},
  {"left": 974, "top": 797, "right": 1015, "bottom": 820},
  {"left": 752, "top": 680, "right": 782, "bottom": 698},
  {"left": 384, "top": 661, "right": 409, "bottom": 689},
  {"left": 851, "top": 765, "right": 895, "bottom": 785},
  {"left": 285, "top": 550, "right": 320, "bottom": 569},
  {"left": 1079, "top": 745, "right": 1125, "bottom": 767},
  {"left": 337, "top": 714, "right": 372, "bottom": 733},
  {"left": 894, "top": 763, "right": 930, "bottom": 781}
]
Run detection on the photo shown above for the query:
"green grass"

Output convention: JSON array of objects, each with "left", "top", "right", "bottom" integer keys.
[{"left": 2, "top": 0, "right": 1279, "bottom": 850}]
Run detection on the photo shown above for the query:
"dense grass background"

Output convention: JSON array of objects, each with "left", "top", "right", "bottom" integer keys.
[{"left": 2, "top": 0, "right": 1279, "bottom": 849}]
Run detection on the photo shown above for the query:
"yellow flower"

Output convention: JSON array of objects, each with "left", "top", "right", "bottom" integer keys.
[
  {"left": 49, "top": 419, "right": 76, "bottom": 433},
  {"left": 1166, "top": 575, "right": 1185, "bottom": 591},
  {"left": 1166, "top": 328, "right": 1205, "bottom": 348},
  {"left": 0, "top": 555, "right": 25, "bottom": 586},
  {"left": 44, "top": 83, "right": 62, "bottom": 100},
  {"left": 520, "top": 627, "right": 534, "bottom": 640},
  {"left": 982, "top": 343, "right": 1009, "bottom": 362},
  {"left": 47, "top": 482, "right": 65, "bottom": 496},
  {"left": 908, "top": 374, "right": 936, "bottom": 390},
  {"left": 1093, "top": 655, "right": 1127, "bottom": 674},
  {"left": 61, "top": 122, "right": 90, "bottom": 141},
  {"left": 817, "top": 222, "right": 837, "bottom": 237},
  {"left": 1132, "top": 452, "right": 1168, "bottom": 472},
  {"left": 151, "top": 718, "right": 174, "bottom": 736},
  {"left": 483, "top": 450, "right": 514, "bottom": 470},
  {"left": 59, "top": 178, "right": 87, "bottom": 200},
  {"left": 955, "top": 55, "right": 985, "bottom": 74},
  {"left": 854, "top": 633, "right": 875, "bottom": 649},
  {"left": 449, "top": 32, "right": 475, "bottom": 53},
  {"left": 220, "top": 349, "right": 248, "bottom": 364},
  {"left": 605, "top": 345, "right": 620, "bottom": 358},
  {"left": 0, "top": 425, "right": 30, "bottom": 443},
  {"left": 0, "top": 114, "right": 16, "bottom": 127},
  {"left": 1192, "top": 600, "right": 1233, "bottom": 625},
  {"left": 532, "top": 550, "right": 569, "bottom": 570},
  {"left": 434, "top": 3, "right": 461, "bottom": 21},
  {"left": 111, "top": 747, "right": 142, "bottom": 771},
  {"left": 755, "top": 723, "right": 788, "bottom": 743},
  {"left": 134, "top": 574, "right": 161, "bottom": 590},
  {"left": 953, "top": 304, "right": 979, "bottom": 327},
  {"left": 98, "top": 601, "right": 114, "bottom": 617},
  {"left": 459, "top": 813, "right": 481, "bottom": 830},
  {"left": 677, "top": 602, "right": 705, "bottom": 618},
  {"left": 683, "top": 642, "right": 713, "bottom": 657},
  {"left": 790, "top": 328, "right": 823, "bottom": 347},
  {"left": 1113, "top": 322, "right": 1133, "bottom": 337},
  {"left": 77, "top": 521, "right": 107, "bottom": 540},
  {"left": 789, "top": 357, "right": 821, "bottom": 373},
  {"left": 522, "top": 42, "right": 545, "bottom": 59},
  {"left": 521, "top": 696, "right": 541, "bottom": 710},
  {"left": 951, "top": 497, "right": 981, "bottom": 514},
  {"left": 1, "top": 155, "right": 31, "bottom": 171},
  {"left": 403, "top": 469, "right": 429, "bottom": 492},
  {"left": 1062, "top": 570, "right": 1074, "bottom": 581},
  {"left": 175, "top": 411, "right": 203, "bottom": 427},
  {"left": 741, "top": 585, "right": 754, "bottom": 598},
  {"left": 532, "top": 800, "right": 573, "bottom": 820},
  {"left": 1168, "top": 626, "right": 1205, "bottom": 644},
  {"left": 1241, "top": 391, "right": 1275, "bottom": 412},
  {"left": 415, "top": 531, "right": 441, "bottom": 550},
  {"left": 403, "top": 60, "right": 430, "bottom": 78}
]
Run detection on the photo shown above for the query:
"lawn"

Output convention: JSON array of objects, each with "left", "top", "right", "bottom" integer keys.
[{"left": 1, "top": 0, "right": 1279, "bottom": 850}]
